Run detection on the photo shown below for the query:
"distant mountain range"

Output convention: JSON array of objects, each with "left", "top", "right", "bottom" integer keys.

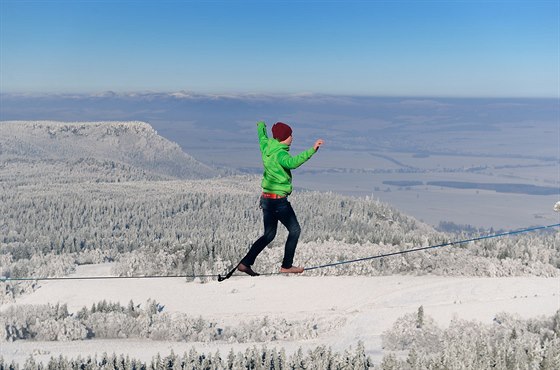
[{"left": 0, "top": 120, "right": 221, "bottom": 180}]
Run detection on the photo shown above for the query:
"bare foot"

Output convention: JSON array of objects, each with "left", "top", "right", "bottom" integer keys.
[
  {"left": 280, "top": 266, "right": 304, "bottom": 274},
  {"left": 237, "top": 263, "right": 260, "bottom": 276}
]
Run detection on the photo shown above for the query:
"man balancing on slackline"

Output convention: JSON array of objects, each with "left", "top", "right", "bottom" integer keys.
[{"left": 237, "top": 121, "right": 324, "bottom": 276}]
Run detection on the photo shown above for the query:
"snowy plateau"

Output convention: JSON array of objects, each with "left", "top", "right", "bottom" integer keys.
[{"left": 0, "top": 121, "right": 559, "bottom": 369}]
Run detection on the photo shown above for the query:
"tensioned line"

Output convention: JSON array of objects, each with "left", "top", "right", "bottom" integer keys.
[{"left": 2, "top": 223, "right": 559, "bottom": 282}]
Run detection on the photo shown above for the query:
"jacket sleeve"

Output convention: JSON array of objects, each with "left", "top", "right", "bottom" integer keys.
[
  {"left": 257, "top": 121, "right": 268, "bottom": 153},
  {"left": 277, "top": 147, "right": 316, "bottom": 170}
]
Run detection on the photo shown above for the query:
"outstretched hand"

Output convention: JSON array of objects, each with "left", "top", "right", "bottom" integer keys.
[{"left": 314, "top": 139, "right": 324, "bottom": 151}]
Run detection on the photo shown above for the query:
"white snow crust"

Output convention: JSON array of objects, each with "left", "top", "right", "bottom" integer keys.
[{"left": 2, "top": 263, "right": 559, "bottom": 365}]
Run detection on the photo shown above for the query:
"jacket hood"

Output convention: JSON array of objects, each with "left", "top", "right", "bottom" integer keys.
[{"left": 264, "top": 138, "right": 289, "bottom": 157}]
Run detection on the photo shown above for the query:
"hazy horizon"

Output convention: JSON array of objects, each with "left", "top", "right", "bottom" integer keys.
[{"left": 2, "top": 92, "right": 558, "bottom": 230}]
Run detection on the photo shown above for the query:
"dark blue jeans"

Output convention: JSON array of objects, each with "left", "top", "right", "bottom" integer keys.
[{"left": 241, "top": 196, "right": 301, "bottom": 269}]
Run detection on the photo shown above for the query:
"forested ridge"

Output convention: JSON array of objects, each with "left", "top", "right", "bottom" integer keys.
[
  {"left": 0, "top": 120, "right": 222, "bottom": 179},
  {"left": 2, "top": 175, "right": 558, "bottom": 292}
]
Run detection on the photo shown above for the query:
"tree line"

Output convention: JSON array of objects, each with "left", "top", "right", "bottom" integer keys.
[
  {"left": 2, "top": 176, "right": 559, "bottom": 301},
  {"left": 382, "top": 307, "right": 560, "bottom": 369},
  {"left": 1, "top": 344, "right": 371, "bottom": 370},
  {"left": 1, "top": 299, "right": 336, "bottom": 344},
  {"left": 1, "top": 308, "right": 559, "bottom": 369}
]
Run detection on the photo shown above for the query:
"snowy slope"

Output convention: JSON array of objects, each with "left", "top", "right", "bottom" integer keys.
[
  {"left": 2, "top": 263, "right": 558, "bottom": 365},
  {"left": 0, "top": 120, "right": 220, "bottom": 179}
]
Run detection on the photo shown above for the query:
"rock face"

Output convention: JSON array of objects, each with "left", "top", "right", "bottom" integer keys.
[{"left": 0, "top": 121, "right": 220, "bottom": 180}]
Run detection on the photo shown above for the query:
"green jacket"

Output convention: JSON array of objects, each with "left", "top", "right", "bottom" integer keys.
[{"left": 257, "top": 121, "right": 316, "bottom": 196}]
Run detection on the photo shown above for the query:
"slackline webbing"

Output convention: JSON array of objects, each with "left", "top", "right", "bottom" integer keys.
[{"left": 1, "top": 223, "right": 559, "bottom": 282}]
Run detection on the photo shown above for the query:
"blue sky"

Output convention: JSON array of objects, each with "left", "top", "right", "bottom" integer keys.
[{"left": 1, "top": 0, "right": 558, "bottom": 97}]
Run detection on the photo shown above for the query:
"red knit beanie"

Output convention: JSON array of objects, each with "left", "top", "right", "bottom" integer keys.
[{"left": 272, "top": 122, "right": 292, "bottom": 141}]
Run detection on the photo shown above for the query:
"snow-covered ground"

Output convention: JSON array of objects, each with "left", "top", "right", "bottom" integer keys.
[{"left": 2, "top": 263, "right": 559, "bottom": 365}]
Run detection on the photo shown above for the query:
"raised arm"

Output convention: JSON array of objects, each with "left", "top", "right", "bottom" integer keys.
[{"left": 257, "top": 121, "right": 268, "bottom": 153}]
